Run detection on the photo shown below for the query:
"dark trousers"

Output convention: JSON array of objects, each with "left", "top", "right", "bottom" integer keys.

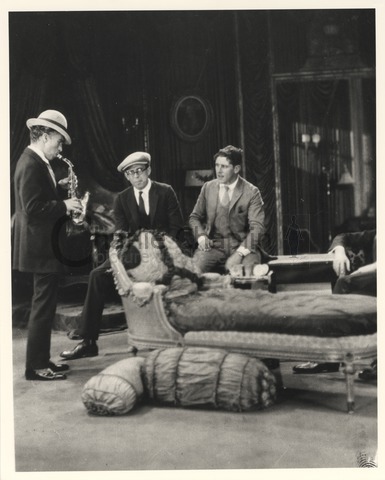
[
  {"left": 26, "top": 272, "right": 60, "bottom": 370},
  {"left": 333, "top": 271, "right": 376, "bottom": 297},
  {"left": 79, "top": 259, "right": 119, "bottom": 341}
]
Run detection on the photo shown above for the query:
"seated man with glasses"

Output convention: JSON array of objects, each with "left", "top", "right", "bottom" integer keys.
[{"left": 60, "top": 151, "right": 184, "bottom": 360}]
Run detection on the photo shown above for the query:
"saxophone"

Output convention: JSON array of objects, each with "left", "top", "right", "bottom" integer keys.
[{"left": 57, "top": 154, "right": 90, "bottom": 226}]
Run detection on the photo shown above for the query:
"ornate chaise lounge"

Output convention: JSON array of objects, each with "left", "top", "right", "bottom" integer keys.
[{"left": 109, "top": 230, "right": 377, "bottom": 413}]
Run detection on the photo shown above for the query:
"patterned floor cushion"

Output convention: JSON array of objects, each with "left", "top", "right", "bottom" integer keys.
[
  {"left": 142, "top": 347, "right": 277, "bottom": 412},
  {"left": 82, "top": 357, "right": 144, "bottom": 415}
]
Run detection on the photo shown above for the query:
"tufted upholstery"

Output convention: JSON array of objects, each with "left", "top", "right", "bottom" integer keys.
[
  {"left": 167, "top": 289, "right": 376, "bottom": 337},
  {"left": 109, "top": 232, "right": 377, "bottom": 413}
]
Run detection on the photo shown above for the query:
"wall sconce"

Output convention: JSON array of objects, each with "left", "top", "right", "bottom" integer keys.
[
  {"left": 121, "top": 116, "right": 140, "bottom": 134},
  {"left": 311, "top": 133, "right": 321, "bottom": 146},
  {"left": 337, "top": 163, "right": 354, "bottom": 186},
  {"left": 302, "top": 132, "right": 321, "bottom": 151}
]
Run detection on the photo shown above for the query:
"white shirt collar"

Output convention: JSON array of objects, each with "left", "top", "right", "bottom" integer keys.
[
  {"left": 220, "top": 176, "right": 239, "bottom": 192},
  {"left": 28, "top": 144, "right": 50, "bottom": 165}
]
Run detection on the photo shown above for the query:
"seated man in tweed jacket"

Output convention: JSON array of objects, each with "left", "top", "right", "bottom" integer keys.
[{"left": 189, "top": 145, "right": 273, "bottom": 274}]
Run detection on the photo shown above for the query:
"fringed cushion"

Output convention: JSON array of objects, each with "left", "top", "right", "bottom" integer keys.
[
  {"left": 81, "top": 357, "right": 144, "bottom": 415},
  {"left": 142, "top": 347, "right": 277, "bottom": 412}
]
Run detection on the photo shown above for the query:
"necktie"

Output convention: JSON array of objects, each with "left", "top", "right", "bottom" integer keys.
[
  {"left": 138, "top": 191, "right": 147, "bottom": 215},
  {"left": 221, "top": 186, "right": 230, "bottom": 207},
  {"left": 46, "top": 162, "right": 56, "bottom": 186}
]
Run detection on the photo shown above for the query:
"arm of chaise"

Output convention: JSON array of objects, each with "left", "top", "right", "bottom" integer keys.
[{"left": 109, "top": 246, "right": 184, "bottom": 350}]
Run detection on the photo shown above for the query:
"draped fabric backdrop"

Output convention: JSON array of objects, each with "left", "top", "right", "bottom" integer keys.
[
  {"left": 237, "top": 12, "right": 277, "bottom": 254},
  {"left": 10, "top": 11, "right": 278, "bottom": 253},
  {"left": 9, "top": 11, "right": 375, "bottom": 256}
]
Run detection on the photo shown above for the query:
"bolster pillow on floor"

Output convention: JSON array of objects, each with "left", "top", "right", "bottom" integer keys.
[
  {"left": 142, "top": 347, "right": 277, "bottom": 412},
  {"left": 81, "top": 357, "right": 144, "bottom": 415}
]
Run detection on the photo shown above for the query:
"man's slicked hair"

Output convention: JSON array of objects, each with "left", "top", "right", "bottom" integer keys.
[
  {"left": 29, "top": 125, "right": 56, "bottom": 143},
  {"left": 214, "top": 145, "right": 243, "bottom": 167}
]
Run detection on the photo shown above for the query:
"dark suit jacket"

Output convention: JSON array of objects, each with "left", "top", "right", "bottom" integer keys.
[
  {"left": 113, "top": 181, "right": 183, "bottom": 239},
  {"left": 330, "top": 230, "right": 376, "bottom": 296},
  {"left": 13, "top": 147, "right": 68, "bottom": 273},
  {"left": 329, "top": 230, "right": 376, "bottom": 268},
  {"left": 189, "top": 177, "right": 266, "bottom": 252}
]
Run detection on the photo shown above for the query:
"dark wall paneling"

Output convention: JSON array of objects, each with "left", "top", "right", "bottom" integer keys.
[
  {"left": 269, "top": 10, "right": 308, "bottom": 74},
  {"left": 237, "top": 11, "right": 277, "bottom": 254},
  {"left": 270, "top": 9, "right": 375, "bottom": 75}
]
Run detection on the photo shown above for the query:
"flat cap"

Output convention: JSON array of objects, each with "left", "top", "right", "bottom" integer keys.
[{"left": 117, "top": 152, "right": 151, "bottom": 172}]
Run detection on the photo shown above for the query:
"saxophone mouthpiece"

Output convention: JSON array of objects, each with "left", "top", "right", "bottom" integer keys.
[{"left": 57, "top": 154, "right": 74, "bottom": 168}]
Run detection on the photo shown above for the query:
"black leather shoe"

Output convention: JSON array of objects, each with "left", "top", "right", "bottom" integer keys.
[
  {"left": 293, "top": 362, "right": 340, "bottom": 374},
  {"left": 48, "top": 361, "right": 70, "bottom": 372},
  {"left": 60, "top": 341, "right": 98, "bottom": 360},
  {"left": 358, "top": 360, "right": 377, "bottom": 381},
  {"left": 25, "top": 368, "right": 67, "bottom": 381}
]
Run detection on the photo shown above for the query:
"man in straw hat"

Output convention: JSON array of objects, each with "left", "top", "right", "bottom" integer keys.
[
  {"left": 60, "top": 151, "right": 184, "bottom": 360},
  {"left": 13, "top": 109, "right": 83, "bottom": 381}
]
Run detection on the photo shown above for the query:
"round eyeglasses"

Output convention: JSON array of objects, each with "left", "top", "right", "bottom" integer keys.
[{"left": 124, "top": 165, "right": 149, "bottom": 177}]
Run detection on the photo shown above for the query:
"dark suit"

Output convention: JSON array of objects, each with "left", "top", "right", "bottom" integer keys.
[
  {"left": 79, "top": 180, "right": 183, "bottom": 340},
  {"left": 13, "top": 147, "right": 67, "bottom": 273},
  {"left": 330, "top": 230, "right": 376, "bottom": 296},
  {"left": 13, "top": 147, "right": 68, "bottom": 370},
  {"left": 114, "top": 181, "right": 183, "bottom": 238}
]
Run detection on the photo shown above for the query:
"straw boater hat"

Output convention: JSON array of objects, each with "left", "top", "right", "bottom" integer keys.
[
  {"left": 26, "top": 109, "right": 72, "bottom": 145},
  {"left": 117, "top": 152, "right": 151, "bottom": 172}
]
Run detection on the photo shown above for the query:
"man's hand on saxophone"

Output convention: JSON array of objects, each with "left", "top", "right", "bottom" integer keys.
[
  {"left": 64, "top": 197, "right": 83, "bottom": 215},
  {"left": 57, "top": 177, "right": 70, "bottom": 190}
]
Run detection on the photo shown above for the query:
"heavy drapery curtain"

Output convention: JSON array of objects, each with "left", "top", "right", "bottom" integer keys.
[
  {"left": 9, "top": 13, "right": 125, "bottom": 216},
  {"left": 237, "top": 12, "right": 277, "bottom": 254},
  {"left": 61, "top": 20, "right": 124, "bottom": 190}
]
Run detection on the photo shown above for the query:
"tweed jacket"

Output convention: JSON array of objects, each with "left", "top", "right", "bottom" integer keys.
[
  {"left": 113, "top": 180, "right": 184, "bottom": 239},
  {"left": 189, "top": 176, "right": 266, "bottom": 252},
  {"left": 13, "top": 147, "right": 68, "bottom": 273}
]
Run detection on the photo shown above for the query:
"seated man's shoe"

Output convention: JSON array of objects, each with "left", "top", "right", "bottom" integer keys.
[
  {"left": 293, "top": 362, "right": 340, "bottom": 374},
  {"left": 358, "top": 360, "right": 377, "bottom": 381},
  {"left": 60, "top": 341, "right": 98, "bottom": 360},
  {"left": 67, "top": 329, "right": 84, "bottom": 340},
  {"left": 25, "top": 368, "right": 67, "bottom": 381},
  {"left": 48, "top": 361, "right": 70, "bottom": 372}
]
